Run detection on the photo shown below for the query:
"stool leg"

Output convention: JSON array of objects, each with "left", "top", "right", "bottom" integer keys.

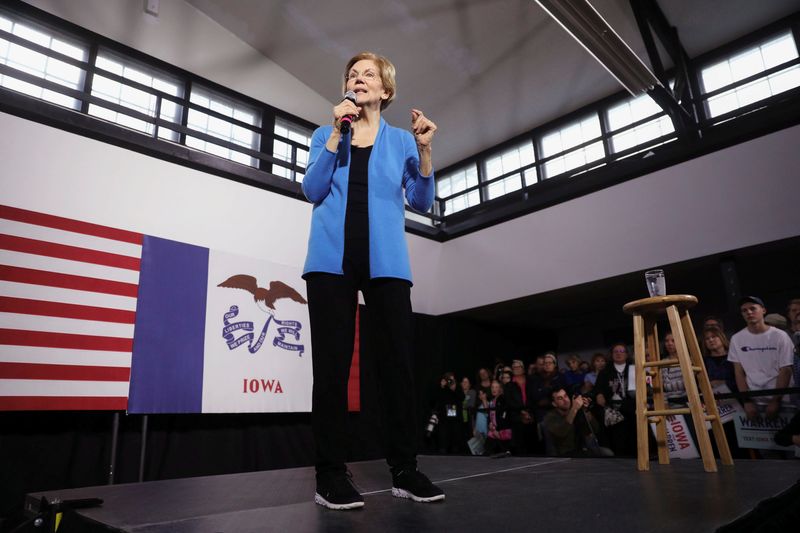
[
  {"left": 633, "top": 313, "right": 649, "bottom": 471},
  {"left": 645, "top": 317, "right": 669, "bottom": 465},
  {"left": 681, "top": 309, "right": 734, "bottom": 466},
  {"left": 667, "top": 305, "right": 717, "bottom": 472}
]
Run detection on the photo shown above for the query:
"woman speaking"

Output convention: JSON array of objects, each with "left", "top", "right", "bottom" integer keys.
[{"left": 301, "top": 51, "right": 444, "bottom": 510}]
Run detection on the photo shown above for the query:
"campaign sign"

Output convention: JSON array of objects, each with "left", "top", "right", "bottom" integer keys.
[
  {"left": 651, "top": 414, "right": 700, "bottom": 459},
  {"left": 733, "top": 405, "right": 797, "bottom": 450}
]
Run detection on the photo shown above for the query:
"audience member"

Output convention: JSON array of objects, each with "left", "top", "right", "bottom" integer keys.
[
  {"left": 764, "top": 313, "right": 788, "bottom": 329},
  {"left": 703, "top": 315, "right": 725, "bottom": 333},
  {"left": 493, "top": 362, "right": 505, "bottom": 381},
  {"left": 475, "top": 388, "right": 489, "bottom": 439},
  {"left": 527, "top": 362, "right": 537, "bottom": 377},
  {"left": 787, "top": 299, "right": 800, "bottom": 352},
  {"left": 774, "top": 411, "right": 800, "bottom": 447},
  {"left": 563, "top": 354, "right": 586, "bottom": 395},
  {"left": 728, "top": 296, "right": 794, "bottom": 420},
  {"left": 534, "top": 355, "right": 546, "bottom": 377},
  {"left": 476, "top": 368, "right": 492, "bottom": 396},
  {"left": 485, "top": 380, "right": 512, "bottom": 455},
  {"left": 504, "top": 359, "right": 538, "bottom": 454},
  {"left": 582, "top": 353, "right": 607, "bottom": 394},
  {"left": 500, "top": 366, "right": 512, "bottom": 385},
  {"left": 787, "top": 298, "right": 800, "bottom": 406},
  {"left": 579, "top": 360, "right": 591, "bottom": 374},
  {"left": 542, "top": 388, "right": 613, "bottom": 457},
  {"left": 461, "top": 377, "right": 477, "bottom": 445},
  {"left": 700, "top": 325, "right": 747, "bottom": 459},
  {"left": 529, "top": 353, "right": 568, "bottom": 422},
  {"left": 702, "top": 326, "right": 737, "bottom": 392},
  {"left": 434, "top": 372, "right": 464, "bottom": 453},
  {"left": 660, "top": 332, "right": 686, "bottom": 403},
  {"left": 594, "top": 343, "right": 637, "bottom": 456}
]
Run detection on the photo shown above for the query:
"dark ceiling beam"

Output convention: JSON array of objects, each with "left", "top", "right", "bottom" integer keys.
[{"left": 630, "top": 0, "right": 701, "bottom": 140}]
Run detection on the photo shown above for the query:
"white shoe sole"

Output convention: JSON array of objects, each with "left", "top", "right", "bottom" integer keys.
[
  {"left": 314, "top": 492, "right": 365, "bottom": 510},
  {"left": 391, "top": 487, "right": 445, "bottom": 502}
]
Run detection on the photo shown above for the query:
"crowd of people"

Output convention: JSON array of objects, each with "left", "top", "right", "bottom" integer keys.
[{"left": 427, "top": 296, "right": 800, "bottom": 459}]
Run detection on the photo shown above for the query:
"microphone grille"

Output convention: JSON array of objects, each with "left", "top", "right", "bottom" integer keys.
[{"left": 344, "top": 90, "right": 357, "bottom": 101}]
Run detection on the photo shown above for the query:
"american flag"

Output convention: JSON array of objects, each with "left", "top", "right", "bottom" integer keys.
[{"left": 0, "top": 204, "right": 142, "bottom": 410}]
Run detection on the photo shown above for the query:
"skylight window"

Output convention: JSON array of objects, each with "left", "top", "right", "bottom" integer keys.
[
  {"left": 437, "top": 164, "right": 480, "bottom": 215},
  {"left": 89, "top": 53, "right": 182, "bottom": 141},
  {"left": 701, "top": 32, "right": 800, "bottom": 118},
  {"left": 186, "top": 89, "right": 261, "bottom": 167},
  {"left": 540, "top": 115, "right": 605, "bottom": 179},
  {"left": 484, "top": 141, "right": 535, "bottom": 200},
  {"left": 273, "top": 118, "right": 312, "bottom": 182},
  {"left": 0, "top": 15, "right": 87, "bottom": 110}
]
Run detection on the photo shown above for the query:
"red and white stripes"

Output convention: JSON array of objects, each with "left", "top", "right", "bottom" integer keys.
[{"left": 0, "top": 205, "right": 142, "bottom": 410}]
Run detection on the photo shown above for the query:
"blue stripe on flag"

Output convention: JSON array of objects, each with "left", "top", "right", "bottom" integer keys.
[{"left": 128, "top": 236, "right": 209, "bottom": 413}]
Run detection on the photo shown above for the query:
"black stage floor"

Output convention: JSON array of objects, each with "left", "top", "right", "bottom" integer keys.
[{"left": 26, "top": 455, "right": 800, "bottom": 532}]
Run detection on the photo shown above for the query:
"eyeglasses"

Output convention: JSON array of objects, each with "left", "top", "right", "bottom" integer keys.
[{"left": 346, "top": 70, "right": 379, "bottom": 82}]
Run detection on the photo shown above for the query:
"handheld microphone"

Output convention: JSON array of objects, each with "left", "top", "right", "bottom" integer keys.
[{"left": 339, "top": 90, "right": 357, "bottom": 134}]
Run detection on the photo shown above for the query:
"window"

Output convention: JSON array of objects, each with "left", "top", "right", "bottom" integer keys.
[
  {"left": 89, "top": 52, "right": 182, "bottom": 141},
  {"left": 186, "top": 89, "right": 261, "bottom": 167},
  {"left": 273, "top": 118, "right": 312, "bottom": 182},
  {"left": 484, "top": 141, "right": 535, "bottom": 200},
  {"left": 0, "top": 14, "right": 87, "bottom": 110},
  {"left": 606, "top": 93, "right": 675, "bottom": 154},
  {"left": 540, "top": 114, "right": 605, "bottom": 179},
  {"left": 436, "top": 164, "right": 480, "bottom": 215},
  {"left": 701, "top": 32, "right": 800, "bottom": 118}
]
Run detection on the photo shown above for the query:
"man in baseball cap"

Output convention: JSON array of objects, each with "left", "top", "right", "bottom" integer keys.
[{"left": 728, "top": 296, "right": 794, "bottom": 421}]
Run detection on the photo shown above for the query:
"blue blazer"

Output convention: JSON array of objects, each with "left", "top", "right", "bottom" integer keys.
[{"left": 302, "top": 118, "right": 434, "bottom": 282}]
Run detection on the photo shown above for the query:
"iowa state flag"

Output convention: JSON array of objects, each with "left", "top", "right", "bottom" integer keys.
[
  {"left": 1, "top": 204, "right": 313, "bottom": 413},
  {"left": 128, "top": 236, "right": 313, "bottom": 413}
]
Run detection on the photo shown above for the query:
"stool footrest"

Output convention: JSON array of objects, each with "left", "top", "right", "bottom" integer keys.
[
  {"left": 645, "top": 408, "right": 691, "bottom": 416},
  {"left": 643, "top": 358, "right": 702, "bottom": 372},
  {"left": 644, "top": 358, "right": 679, "bottom": 368}
]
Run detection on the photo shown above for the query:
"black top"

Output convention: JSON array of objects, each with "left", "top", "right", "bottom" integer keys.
[{"left": 344, "top": 145, "right": 372, "bottom": 269}]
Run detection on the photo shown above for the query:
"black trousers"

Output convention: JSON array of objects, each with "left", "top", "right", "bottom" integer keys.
[{"left": 306, "top": 259, "right": 418, "bottom": 476}]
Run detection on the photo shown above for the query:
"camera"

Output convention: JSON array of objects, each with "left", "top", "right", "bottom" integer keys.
[
  {"left": 446, "top": 378, "right": 455, "bottom": 386},
  {"left": 425, "top": 412, "right": 439, "bottom": 437}
]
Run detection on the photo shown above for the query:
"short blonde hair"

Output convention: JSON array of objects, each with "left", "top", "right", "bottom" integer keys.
[{"left": 343, "top": 51, "right": 396, "bottom": 110}]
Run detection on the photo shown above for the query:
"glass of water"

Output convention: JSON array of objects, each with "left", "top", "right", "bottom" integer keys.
[{"left": 645, "top": 269, "right": 666, "bottom": 297}]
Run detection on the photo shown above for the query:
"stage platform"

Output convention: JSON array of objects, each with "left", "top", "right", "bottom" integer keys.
[{"left": 26, "top": 455, "right": 800, "bottom": 532}]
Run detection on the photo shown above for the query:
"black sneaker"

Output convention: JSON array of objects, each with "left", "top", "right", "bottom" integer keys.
[
  {"left": 391, "top": 468, "right": 445, "bottom": 503},
  {"left": 314, "top": 471, "right": 365, "bottom": 510}
]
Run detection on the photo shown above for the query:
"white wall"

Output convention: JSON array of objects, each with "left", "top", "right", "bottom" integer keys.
[
  {"left": 23, "top": 0, "right": 332, "bottom": 126},
  {"left": 8, "top": 1, "right": 800, "bottom": 319},
  {"left": 0, "top": 112, "right": 443, "bottom": 312},
  {"left": 428, "top": 125, "right": 800, "bottom": 315},
  {"left": 2, "top": 116, "right": 798, "bottom": 317}
]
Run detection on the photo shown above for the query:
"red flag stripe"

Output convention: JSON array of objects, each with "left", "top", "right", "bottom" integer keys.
[
  {"left": 0, "top": 234, "right": 141, "bottom": 271},
  {"left": 0, "top": 265, "right": 139, "bottom": 298},
  {"left": 0, "top": 205, "right": 143, "bottom": 245},
  {"left": 0, "top": 396, "right": 128, "bottom": 410},
  {"left": 0, "top": 328, "right": 133, "bottom": 352},
  {"left": 0, "top": 296, "right": 136, "bottom": 324},
  {"left": 0, "top": 362, "right": 130, "bottom": 381}
]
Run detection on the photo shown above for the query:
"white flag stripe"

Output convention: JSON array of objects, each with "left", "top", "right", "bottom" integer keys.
[
  {"left": 0, "top": 346, "right": 132, "bottom": 367},
  {"left": 0, "top": 219, "right": 142, "bottom": 258},
  {"left": 0, "top": 312, "right": 135, "bottom": 338},
  {"left": 0, "top": 250, "right": 141, "bottom": 284},
  {"left": 0, "top": 379, "right": 129, "bottom": 396},
  {"left": 0, "top": 281, "right": 138, "bottom": 312}
]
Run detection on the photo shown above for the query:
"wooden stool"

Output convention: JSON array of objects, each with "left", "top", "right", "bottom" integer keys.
[{"left": 623, "top": 294, "right": 733, "bottom": 472}]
